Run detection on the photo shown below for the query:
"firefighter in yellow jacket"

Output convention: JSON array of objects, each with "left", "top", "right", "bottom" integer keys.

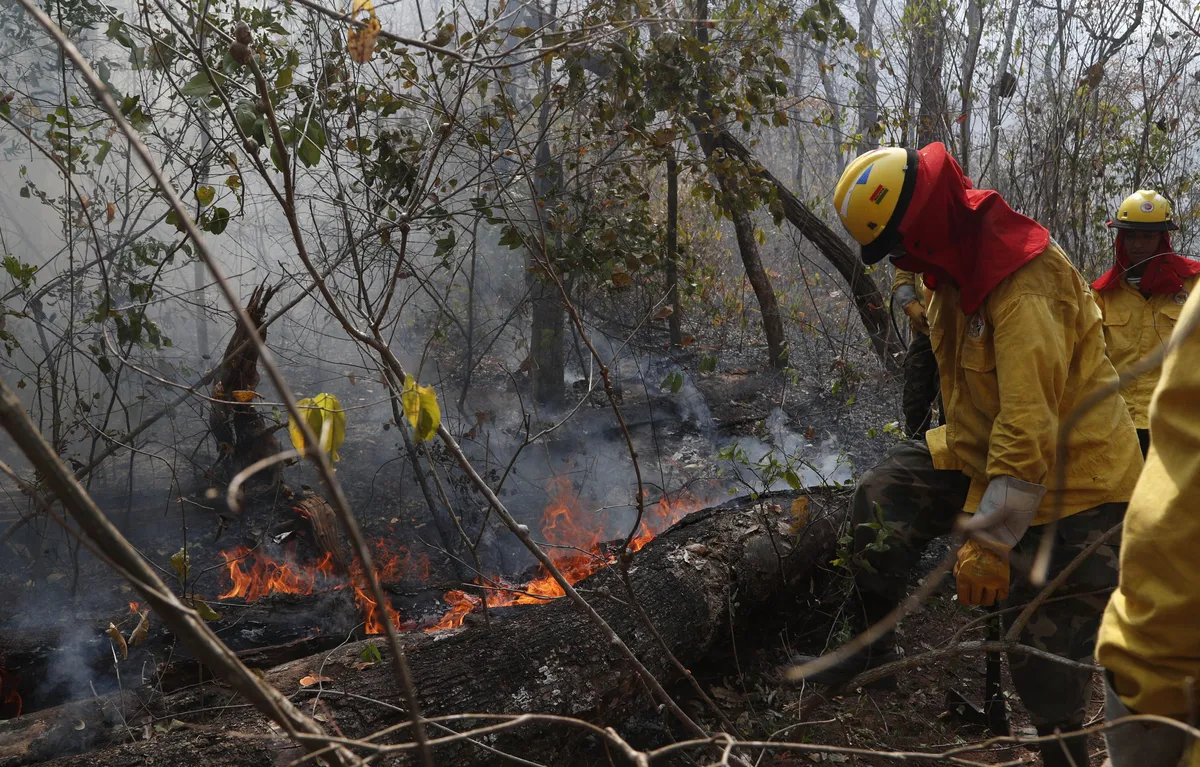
[
  {"left": 893, "top": 269, "right": 940, "bottom": 439},
  {"left": 1096, "top": 286, "right": 1200, "bottom": 766},
  {"left": 797, "top": 143, "right": 1142, "bottom": 767},
  {"left": 1091, "top": 190, "right": 1200, "bottom": 456}
]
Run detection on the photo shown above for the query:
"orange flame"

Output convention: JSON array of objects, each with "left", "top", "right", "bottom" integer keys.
[
  {"left": 215, "top": 540, "right": 429, "bottom": 635},
  {"left": 428, "top": 589, "right": 481, "bottom": 631},
  {"left": 219, "top": 546, "right": 333, "bottom": 601},
  {"left": 424, "top": 482, "right": 709, "bottom": 631},
  {"left": 128, "top": 601, "right": 141, "bottom": 613}
]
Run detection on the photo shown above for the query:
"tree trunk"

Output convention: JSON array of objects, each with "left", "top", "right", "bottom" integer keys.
[
  {"left": 207, "top": 282, "right": 281, "bottom": 491},
  {"left": 721, "top": 178, "right": 789, "bottom": 369},
  {"left": 959, "top": 0, "right": 984, "bottom": 175},
  {"left": 910, "top": 0, "right": 947, "bottom": 148},
  {"left": 854, "top": 0, "right": 881, "bottom": 152},
  {"left": 712, "top": 132, "right": 904, "bottom": 369},
  {"left": 982, "top": 0, "right": 1021, "bottom": 188},
  {"left": 666, "top": 152, "right": 683, "bottom": 348},
  {"left": 10, "top": 489, "right": 847, "bottom": 767},
  {"left": 817, "top": 38, "right": 846, "bottom": 176},
  {"left": 530, "top": 278, "right": 566, "bottom": 405},
  {"left": 528, "top": 4, "right": 566, "bottom": 406}
]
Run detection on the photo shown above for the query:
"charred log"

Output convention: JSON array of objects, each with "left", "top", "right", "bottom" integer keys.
[
  {"left": 0, "top": 591, "right": 363, "bottom": 721},
  {"left": 0, "top": 489, "right": 847, "bottom": 766}
]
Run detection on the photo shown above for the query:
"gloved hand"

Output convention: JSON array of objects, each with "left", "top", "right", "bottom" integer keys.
[
  {"left": 893, "top": 284, "right": 928, "bottom": 334},
  {"left": 955, "top": 539, "right": 1010, "bottom": 606},
  {"left": 959, "top": 475, "right": 1048, "bottom": 550}
]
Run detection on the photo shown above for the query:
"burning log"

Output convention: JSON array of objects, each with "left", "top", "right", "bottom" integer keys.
[{"left": 2, "top": 488, "right": 847, "bottom": 766}]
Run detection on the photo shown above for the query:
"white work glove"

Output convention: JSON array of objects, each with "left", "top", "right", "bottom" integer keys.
[
  {"left": 893, "top": 284, "right": 928, "bottom": 334},
  {"left": 959, "top": 475, "right": 1048, "bottom": 551}
]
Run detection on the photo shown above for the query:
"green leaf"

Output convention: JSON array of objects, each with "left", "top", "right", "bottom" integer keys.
[
  {"left": 180, "top": 72, "right": 216, "bottom": 98},
  {"left": 660, "top": 370, "right": 683, "bottom": 394},
  {"left": 699, "top": 355, "right": 717, "bottom": 374},
  {"left": 434, "top": 230, "right": 457, "bottom": 258},
  {"left": 106, "top": 17, "right": 135, "bottom": 49},
  {"left": 205, "top": 207, "right": 230, "bottom": 235},
  {"left": 165, "top": 209, "right": 188, "bottom": 233},
  {"left": 297, "top": 139, "right": 320, "bottom": 168},
  {"left": 508, "top": 25, "right": 535, "bottom": 37},
  {"left": 196, "top": 185, "right": 215, "bottom": 206},
  {"left": 498, "top": 225, "right": 524, "bottom": 249},
  {"left": 783, "top": 469, "right": 803, "bottom": 491},
  {"left": 275, "top": 67, "right": 294, "bottom": 90},
  {"left": 234, "top": 100, "right": 257, "bottom": 136},
  {"left": 93, "top": 140, "right": 111, "bottom": 166},
  {"left": 3, "top": 255, "right": 37, "bottom": 288},
  {"left": 359, "top": 642, "right": 383, "bottom": 663}
]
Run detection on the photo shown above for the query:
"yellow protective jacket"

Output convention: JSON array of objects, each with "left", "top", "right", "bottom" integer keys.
[
  {"left": 1094, "top": 275, "right": 1198, "bottom": 429},
  {"left": 891, "top": 268, "right": 927, "bottom": 305},
  {"left": 1097, "top": 287, "right": 1200, "bottom": 718},
  {"left": 924, "top": 241, "right": 1143, "bottom": 522}
]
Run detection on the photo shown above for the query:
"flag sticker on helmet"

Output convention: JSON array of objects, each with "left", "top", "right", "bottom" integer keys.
[{"left": 869, "top": 185, "right": 888, "bottom": 204}]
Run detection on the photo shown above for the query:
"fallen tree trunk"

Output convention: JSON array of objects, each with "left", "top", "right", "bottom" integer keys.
[{"left": 1, "top": 488, "right": 848, "bottom": 767}]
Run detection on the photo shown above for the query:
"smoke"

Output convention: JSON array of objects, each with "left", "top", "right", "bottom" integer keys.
[{"left": 718, "top": 407, "right": 852, "bottom": 493}]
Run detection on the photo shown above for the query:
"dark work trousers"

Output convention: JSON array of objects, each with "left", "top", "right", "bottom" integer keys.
[{"left": 903, "top": 331, "right": 941, "bottom": 440}]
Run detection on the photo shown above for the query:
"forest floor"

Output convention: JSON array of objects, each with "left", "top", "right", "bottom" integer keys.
[{"left": 1, "top": 289, "right": 1115, "bottom": 765}]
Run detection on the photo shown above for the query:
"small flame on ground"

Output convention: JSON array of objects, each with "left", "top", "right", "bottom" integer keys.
[
  {"left": 215, "top": 540, "right": 429, "bottom": 635},
  {"left": 128, "top": 601, "right": 141, "bottom": 613},
  {"left": 219, "top": 546, "right": 335, "bottom": 601},
  {"left": 423, "top": 483, "right": 709, "bottom": 631}
]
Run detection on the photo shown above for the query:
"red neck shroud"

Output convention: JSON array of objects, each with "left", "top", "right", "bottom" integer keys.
[
  {"left": 1090, "top": 231, "right": 1200, "bottom": 295},
  {"left": 890, "top": 143, "right": 1050, "bottom": 314}
]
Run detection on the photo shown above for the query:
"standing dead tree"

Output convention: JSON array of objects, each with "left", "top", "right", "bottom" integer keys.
[{"left": 207, "top": 281, "right": 282, "bottom": 493}]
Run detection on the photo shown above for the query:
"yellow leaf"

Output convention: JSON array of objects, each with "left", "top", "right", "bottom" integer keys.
[
  {"left": 611, "top": 272, "right": 633, "bottom": 288},
  {"left": 106, "top": 622, "right": 128, "bottom": 659},
  {"left": 106, "top": 203, "right": 116, "bottom": 223},
  {"left": 347, "top": 14, "right": 381, "bottom": 64},
  {"left": 789, "top": 497, "right": 809, "bottom": 534},
  {"left": 299, "top": 674, "right": 333, "bottom": 687},
  {"left": 170, "top": 548, "right": 190, "bottom": 583},
  {"left": 351, "top": 0, "right": 374, "bottom": 14},
  {"left": 190, "top": 598, "right": 221, "bottom": 621},
  {"left": 401, "top": 376, "right": 440, "bottom": 443},
  {"left": 231, "top": 390, "right": 262, "bottom": 403},
  {"left": 289, "top": 393, "right": 346, "bottom": 462},
  {"left": 401, "top": 375, "right": 420, "bottom": 427},
  {"left": 130, "top": 611, "right": 150, "bottom": 646}
]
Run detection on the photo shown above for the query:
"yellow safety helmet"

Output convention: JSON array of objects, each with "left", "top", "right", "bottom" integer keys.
[
  {"left": 1109, "top": 189, "right": 1178, "bottom": 231},
  {"left": 833, "top": 147, "right": 919, "bottom": 264}
]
